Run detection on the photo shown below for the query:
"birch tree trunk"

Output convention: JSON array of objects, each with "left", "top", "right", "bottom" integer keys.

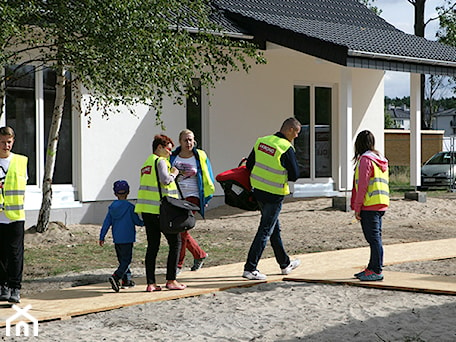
[
  {"left": 0, "top": 68, "right": 5, "bottom": 118},
  {"left": 36, "top": 65, "right": 66, "bottom": 233}
]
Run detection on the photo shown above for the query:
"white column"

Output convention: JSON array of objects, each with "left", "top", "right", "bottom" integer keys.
[
  {"left": 410, "top": 73, "right": 421, "bottom": 187},
  {"left": 339, "top": 69, "right": 353, "bottom": 190}
]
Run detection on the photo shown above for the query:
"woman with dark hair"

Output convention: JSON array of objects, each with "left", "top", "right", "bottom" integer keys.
[
  {"left": 135, "top": 134, "right": 186, "bottom": 291},
  {"left": 351, "top": 130, "right": 389, "bottom": 281}
]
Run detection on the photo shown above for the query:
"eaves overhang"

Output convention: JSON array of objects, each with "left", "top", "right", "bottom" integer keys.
[{"left": 347, "top": 50, "right": 456, "bottom": 77}]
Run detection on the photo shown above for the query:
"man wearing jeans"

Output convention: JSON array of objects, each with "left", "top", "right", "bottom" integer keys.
[
  {"left": 242, "top": 117, "right": 302, "bottom": 280},
  {"left": 0, "top": 126, "right": 28, "bottom": 303}
]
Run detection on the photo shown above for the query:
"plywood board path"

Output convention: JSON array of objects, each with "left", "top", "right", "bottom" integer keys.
[{"left": 1, "top": 238, "right": 455, "bottom": 327}]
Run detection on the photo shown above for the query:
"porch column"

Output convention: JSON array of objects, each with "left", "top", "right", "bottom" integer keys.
[
  {"left": 410, "top": 73, "right": 421, "bottom": 188},
  {"left": 339, "top": 68, "right": 353, "bottom": 191}
]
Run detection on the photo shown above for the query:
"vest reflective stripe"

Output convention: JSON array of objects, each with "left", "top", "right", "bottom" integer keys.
[
  {"left": 0, "top": 154, "right": 28, "bottom": 221},
  {"left": 138, "top": 185, "right": 178, "bottom": 196},
  {"left": 5, "top": 190, "right": 25, "bottom": 196},
  {"left": 5, "top": 204, "right": 24, "bottom": 211},
  {"left": 135, "top": 198, "right": 161, "bottom": 207},
  {"left": 253, "top": 161, "right": 288, "bottom": 176},
  {"left": 250, "top": 173, "right": 286, "bottom": 189},
  {"left": 135, "top": 154, "right": 178, "bottom": 215},
  {"left": 355, "top": 160, "right": 389, "bottom": 207},
  {"left": 250, "top": 135, "right": 292, "bottom": 195}
]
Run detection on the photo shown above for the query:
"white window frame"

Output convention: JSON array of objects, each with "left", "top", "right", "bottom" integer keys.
[
  {"left": 1, "top": 66, "right": 80, "bottom": 210},
  {"left": 294, "top": 82, "right": 336, "bottom": 183}
]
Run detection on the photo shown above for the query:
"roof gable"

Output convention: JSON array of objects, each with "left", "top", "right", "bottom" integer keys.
[{"left": 213, "top": 0, "right": 456, "bottom": 76}]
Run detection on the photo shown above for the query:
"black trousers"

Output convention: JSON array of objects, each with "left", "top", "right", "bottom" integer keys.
[
  {"left": 0, "top": 221, "right": 25, "bottom": 289},
  {"left": 142, "top": 213, "right": 181, "bottom": 284}
]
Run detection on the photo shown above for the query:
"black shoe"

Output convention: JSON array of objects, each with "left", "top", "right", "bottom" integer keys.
[
  {"left": 191, "top": 255, "right": 208, "bottom": 271},
  {"left": 8, "top": 288, "right": 20, "bottom": 304},
  {"left": 109, "top": 276, "right": 120, "bottom": 292},
  {"left": 0, "top": 285, "right": 10, "bottom": 301},
  {"left": 121, "top": 280, "right": 135, "bottom": 289}
]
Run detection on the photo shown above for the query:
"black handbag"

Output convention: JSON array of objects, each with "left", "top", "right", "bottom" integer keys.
[{"left": 155, "top": 159, "right": 200, "bottom": 234}]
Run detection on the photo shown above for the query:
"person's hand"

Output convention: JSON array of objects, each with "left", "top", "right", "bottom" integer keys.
[
  {"left": 355, "top": 212, "right": 361, "bottom": 221},
  {"left": 99, "top": 240, "right": 104, "bottom": 247},
  {"left": 170, "top": 167, "right": 179, "bottom": 177}
]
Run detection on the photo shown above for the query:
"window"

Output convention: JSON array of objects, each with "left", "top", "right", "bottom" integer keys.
[
  {"left": 186, "top": 78, "right": 202, "bottom": 146},
  {"left": 5, "top": 65, "right": 72, "bottom": 186},
  {"left": 294, "top": 85, "right": 332, "bottom": 179}
]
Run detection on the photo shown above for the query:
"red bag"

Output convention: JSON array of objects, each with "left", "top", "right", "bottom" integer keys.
[{"left": 216, "top": 159, "right": 259, "bottom": 211}]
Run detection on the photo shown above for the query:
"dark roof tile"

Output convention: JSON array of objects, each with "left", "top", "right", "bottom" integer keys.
[{"left": 213, "top": 0, "right": 456, "bottom": 69}]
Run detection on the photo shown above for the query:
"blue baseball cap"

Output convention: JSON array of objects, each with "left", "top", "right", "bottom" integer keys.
[{"left": 113, "top": 180, "right": 129, "bottom": 194}]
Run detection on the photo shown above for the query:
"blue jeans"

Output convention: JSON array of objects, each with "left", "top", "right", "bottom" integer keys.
[
  {"left": 244, "top": 200, "right": 290, "bottom": 272},
  {"left": 113, "top": 243, "right": 133, "bottom": 282},
  {"left": 360, "top": 210, "right": 384, "bottom": 274}
]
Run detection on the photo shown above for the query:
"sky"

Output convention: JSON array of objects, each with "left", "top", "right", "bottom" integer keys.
[{"left": 376, "top": 0, "right": 445, "bottom": 98}]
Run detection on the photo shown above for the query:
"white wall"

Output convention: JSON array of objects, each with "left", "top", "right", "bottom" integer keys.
[
  {"left": 351, "top": 68, "right": 385, "bottom": 154},
  {"left": 207, "top": 44, "right": 344, "bottom": 194},
  {"left": 78, "top": 95, "right": 186, "bottom": 202},
  {"left": 49, "top": 42, "right": 386, "bottom": 216}
]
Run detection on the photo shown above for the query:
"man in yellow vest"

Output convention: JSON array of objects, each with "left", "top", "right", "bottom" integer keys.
[
  {"left": 0, "top": 126, "right": 28, "bottom": 303},
  {"left": 242, "top": 117, "right": 302, "bottom": 280}
]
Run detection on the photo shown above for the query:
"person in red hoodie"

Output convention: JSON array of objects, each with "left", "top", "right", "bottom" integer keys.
[{"left": 351, "top": 130, "right": 389, "bottom": 281}]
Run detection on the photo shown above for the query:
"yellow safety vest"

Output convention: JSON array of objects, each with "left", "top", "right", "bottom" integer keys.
[
  {"left": 0, "top": 154, "right": 28, "bottom": 221},
  {"left": 354, "top": 160, "right": 390, "bottom": 207},
  {"left": 197, "top": 149, "right": 215, "bottom": 198},
  {"left": 250, "top": 135, "right": 292, "bottom": 195},
  {"left": 135, "top": 154, "right": 178, "bottom": 215}
]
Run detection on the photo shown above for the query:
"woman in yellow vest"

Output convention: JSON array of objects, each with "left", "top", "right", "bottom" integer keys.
[
  {"left": 170, "top": 129, "right": 215, "bottom": 273},
  {"left": 351, "top": 130, "right": 389, "bottom": 281},
  {"left": 0, "top": 126, "right": 28, "bottom": 304},
  {"left": 135, "top": 134, "right": 186, "bottom": 291}
]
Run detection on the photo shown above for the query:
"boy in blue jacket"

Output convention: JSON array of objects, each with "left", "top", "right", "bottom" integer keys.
[{"left": 99, "top": 180, "right": 144, "bottom": 292}]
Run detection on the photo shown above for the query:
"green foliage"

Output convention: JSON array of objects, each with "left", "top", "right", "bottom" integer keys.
[
  {"left": 437, "top": 0, "right": 456, "bottom": 46},
  {"left": 385, "top": 95, "right": 456, "bottom": 112},
  {"left": 437, "top": 1, "right": 456, "bottom": 95},
  {"left": 358, "top": 0, "right": 382, "bottom": 15},
  {"left": 1, "top": 0, "right": 266, "bottom": 124},
  {"left": 384, "top": 110, "right": 396, "bottom": 129}
]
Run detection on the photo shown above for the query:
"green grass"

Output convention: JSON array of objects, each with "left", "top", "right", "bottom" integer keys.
[{"left": 24, "top": 242, "right": 150, "bottom": 278}]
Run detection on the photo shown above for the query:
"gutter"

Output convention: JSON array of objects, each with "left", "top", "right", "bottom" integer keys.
[
  {"left": 169, "top": 25, "right": 254, "bottom": 40},
  {"left": 349, "top": 50, "right": 456, "bottom": 68}
]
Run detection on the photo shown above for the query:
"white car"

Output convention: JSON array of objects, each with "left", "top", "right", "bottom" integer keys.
[{"left": 421, "top": 151, "right": 456, "bottom": 189}]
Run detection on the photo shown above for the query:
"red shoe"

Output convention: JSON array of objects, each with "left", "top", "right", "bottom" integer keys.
[
  {"left": 165, "top": 283, "right": 187, "bottom": 290},
  {"left": 146, "top": 284, "right": 162, "bottom": 292}
]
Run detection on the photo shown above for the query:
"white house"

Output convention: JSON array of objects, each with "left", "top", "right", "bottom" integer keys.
[
  {"left": 5, "top": 0, "right": 456, "bottom": 226},
  {"left": 432, "top": 108, "right": 456, "bottom": 137},
  {"left": 387, "top": 105, "right": 411, "bottom": 130}
]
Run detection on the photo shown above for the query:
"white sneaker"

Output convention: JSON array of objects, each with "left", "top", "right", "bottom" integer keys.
[
  {"left": 281, "top": 259, "right": 301, "bottom": 275},
  {"left": 242, "top": 270, "right": 267, "bottom": 280}
]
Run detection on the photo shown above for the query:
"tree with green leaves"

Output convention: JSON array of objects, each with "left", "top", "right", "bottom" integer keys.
[
  {"left": 407, "top": 0, "right": 456, "bottom": 128},
  {"left": 0, "top": 0, "right": 265, "bottom": 232},
  {"left": 358, "top": 0, "right": 382, "bottom": 15},
  {"left": 437, "top": 0, "right": 456, "bottom": 93}
]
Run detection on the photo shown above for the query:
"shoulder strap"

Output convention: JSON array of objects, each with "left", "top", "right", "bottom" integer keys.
[
  {"left": 155, "top": 157, "right": 185, "bottom": 199},
  {"left": 154, "top": 158, "right": 163, "bottom": 199}
]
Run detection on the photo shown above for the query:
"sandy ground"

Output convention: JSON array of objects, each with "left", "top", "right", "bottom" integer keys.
[{"left": 2, "top": 195, "right": 456, "bottom": 341}]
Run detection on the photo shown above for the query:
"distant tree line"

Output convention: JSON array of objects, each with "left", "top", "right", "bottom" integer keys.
[
  {"left": 385, "top": 96, "right": 456, "bottom": 111},
  {"left": 384, "top": 96, "right": 456, "bottom": 129}
]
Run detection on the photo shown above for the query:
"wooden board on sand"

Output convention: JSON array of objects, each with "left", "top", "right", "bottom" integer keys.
[{"left": 1, "top": 238, "right": 456, "bottom": 326}]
